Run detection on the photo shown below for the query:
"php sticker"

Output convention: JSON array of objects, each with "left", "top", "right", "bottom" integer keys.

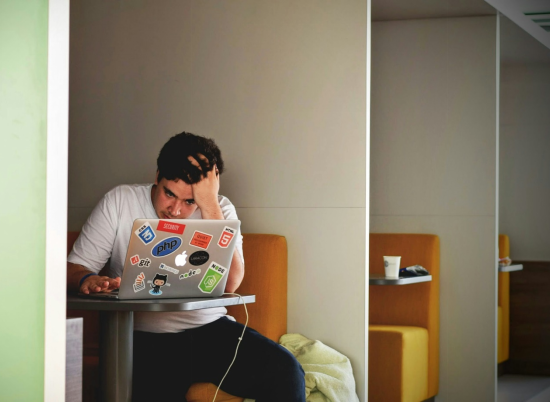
[
  {"left": 135, "top": 222, "right": 156, "bottom": 245},
  {"left": 189, "top": 231, "right": 213, "bottom": 250},
  {"left": 198, "top": 262, "right": 227, "bottom": 294},
  {"left": 179, "top": 268, "right": 201, "bottom": 280},
  {"left": 157, "top": 220, "right": 185, "bottom": 235},
  {"left": 130, "top": 255, "right": 140, "bottom": 265},
  {"left": 151, "top": 236, "right": 182, "bottom": 257},
  {"left": 159, "top": 262, "right": 179, "bottom": 274},
  {"left": 189, "top": 251, "right": 209, "bottom": 266},
  {"left": 133, "top": 272, "right": 146, "bottom": 293},
  {"left": 218, "top": 226, "right": 237, "bottom": 248}
]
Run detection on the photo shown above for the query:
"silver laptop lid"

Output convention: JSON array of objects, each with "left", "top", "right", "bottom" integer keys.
[{"left": 118, "top": 219, "right": 240, "bottom": 300}]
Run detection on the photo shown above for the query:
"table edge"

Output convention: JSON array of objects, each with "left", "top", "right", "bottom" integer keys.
[
  {"left": 369, "top": 275, "right": 432, "bottom": 285},
  {"left": 499, "top": 264, "right": 524, "bottom": 272},
  {"left": 67, "top": 294, "right": 256, "bottom": 311}
]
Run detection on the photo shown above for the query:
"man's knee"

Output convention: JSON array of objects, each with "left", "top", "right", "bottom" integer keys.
[
  {"left": 270, "top": 344, "right": 305, "bottom": 384},
  {"left": 268, "top": 346, "right": 306, "bottom": 401}
]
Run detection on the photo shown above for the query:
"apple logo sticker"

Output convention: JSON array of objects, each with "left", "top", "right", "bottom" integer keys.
[{"left": 175, "top": 251, "right": 188, "bottom": 267}]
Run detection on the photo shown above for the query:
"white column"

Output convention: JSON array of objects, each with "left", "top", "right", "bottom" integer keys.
[
  {"left": 365, "top": 0, "right": 372, "bottom": 398},
  {"left": 44, "top": 0, "right": 70, "bottom": 401}
]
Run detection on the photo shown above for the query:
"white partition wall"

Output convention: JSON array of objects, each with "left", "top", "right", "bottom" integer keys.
[
  {"left": 370, "top": 16, "right": 498, "bottom": 401},
  {"left": 499, "top": 17, "right": 550, "bottom": 261},
  {"left": 2, "top": 1, "right": 69, "bottom": 400},
  {"left": 68, "top": 0, "right": 368, "bottom": 398}
]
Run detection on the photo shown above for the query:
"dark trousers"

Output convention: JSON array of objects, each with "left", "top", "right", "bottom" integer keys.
[{"left": 132, "top": 317, "right": 306, "bottom": 402}]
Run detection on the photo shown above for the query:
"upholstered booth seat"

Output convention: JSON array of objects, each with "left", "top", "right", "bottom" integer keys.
[
  {"left": 369, "top": 233, "right": 440, "bottom": 402},
  {"left": 498, "top": 306, "right": 504, "bottom": 364},
  {"left": 498, "top": 234, "right": 510, "bottom": 364},
  {"left": 67, "top": 232, "right": 288, "bottom": 402},
  {"left": 369, "top": 325, "right": 428, "bottom": 402},
  {"left": 187, "top": 233, "right": 288, "bottom": 402},
  {"left": 186, "top": 383, "right": 244, "bottom": 402}
]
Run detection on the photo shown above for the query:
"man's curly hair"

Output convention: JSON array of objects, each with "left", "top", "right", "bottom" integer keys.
[{"left": 156, "top": 131, "right": 224, "bottom": 184}]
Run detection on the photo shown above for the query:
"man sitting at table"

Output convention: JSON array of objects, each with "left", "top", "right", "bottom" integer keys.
[{"left": 66, "top": 131, "right": 305, "bottom": 402}]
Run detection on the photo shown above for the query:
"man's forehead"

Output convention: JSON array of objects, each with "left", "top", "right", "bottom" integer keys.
[{"left": 161, "top": 178, "right": 193, "bottom": 198}]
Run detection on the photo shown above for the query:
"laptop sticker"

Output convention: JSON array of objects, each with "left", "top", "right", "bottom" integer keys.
[
  {"left": 198, "top": 262, "right": 227, "bottom": 294},
  {"left": 151, "top": 236, "right": 182, "bottom": 257},
  {"left": 157, "top": 220, "right": 186, "bottom": 235},
  {"left": 148, "top": 273, "right": 170, "bottom": 295},
  {"left": 217, "top": 226, "right": 237, "bottom": 248},
  {"left": 189, "top": 251, "right": 209, "bottom": 266},
  {"left": 179, "top": 268, "right": 201, "bottom": 280},
  {"left": 159, "top": 262, "right": 179, "bottom": 274},
  {"left": 138, "top": 258, "right": 151, "bottom": 268},
  {"left": 175, "top": 251, "right": 188, "bottom": 267},
  {"left": 130, "top": 255, "right": 140, "bottom": 265},
  {"left": 135, "top": 222, "right": 156, "bottom": 245},
  {"left": 133, "top": 272, "right": 146, "bottom": 293},
  {"left": 189, "top": 231, "right": 213, "bottom": 250}
]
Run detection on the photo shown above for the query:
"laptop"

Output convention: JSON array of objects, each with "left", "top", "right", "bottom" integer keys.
[{"left": 80, "top": 219, "right": 241, "bottom": 300}]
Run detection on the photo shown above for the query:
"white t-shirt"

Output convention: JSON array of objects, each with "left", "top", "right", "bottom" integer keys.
[{"left": 68, "top": 183, "right": 244, "bottom": 333}]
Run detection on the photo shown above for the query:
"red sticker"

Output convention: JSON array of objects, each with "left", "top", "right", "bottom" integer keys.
[
  {"left": 131, "top": 255, "right": 140, "bottom": 265},
  {"left": 218, "top": 226, "right": 236, "bottom": 248},
  {"left": 157, "top": 220, "right": 186, "bottom": 235},
  {"left": 190, "top": 231, "right": 213, "bottom": 250}
]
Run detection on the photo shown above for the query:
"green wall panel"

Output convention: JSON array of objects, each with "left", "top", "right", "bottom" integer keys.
[{"left": 0, "top": 0, "right": 49, "bottom": 400}]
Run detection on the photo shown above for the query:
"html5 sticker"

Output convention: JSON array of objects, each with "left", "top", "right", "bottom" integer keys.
[
  {"left": 217, "top": 226, "right": 237, "bottom": 248},
  {"left": 157, "top": 220, "right": 185, "bottom": 235},
  {"left": 189, "top": 231, "right": 213, "bottom": 250}
]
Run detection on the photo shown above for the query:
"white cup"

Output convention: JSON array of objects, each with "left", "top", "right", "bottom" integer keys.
[{"left": 383, "top": 256, "right": 401, "bottom": 279}]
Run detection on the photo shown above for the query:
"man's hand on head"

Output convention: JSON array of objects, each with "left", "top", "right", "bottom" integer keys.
[
  {"left": 80, "top": 275, "right": 121, "bottom": 294},
  {"left": 188, "top": 154, "right": 224, "bottom": 219}
]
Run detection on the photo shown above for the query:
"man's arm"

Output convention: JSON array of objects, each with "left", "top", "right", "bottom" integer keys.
[
  {"left": 189, "top": 155, "right": 245, "bottom": 292},
  {"left": 67, "top": 191, "right": 121, "bottom": 294},
  {"left": 195, "top": 194, "right": 245, "bottom": 292},
  {"left": 225, "top": 249, "right": 244, "bottom": 293},
  {"left": 67, "top": 261, "right": 121, "bottom": 294}
]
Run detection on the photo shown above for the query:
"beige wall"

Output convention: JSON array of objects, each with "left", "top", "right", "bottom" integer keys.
[
  {"left": 371, "top": 16, "right": 497, "bottom": 401},
  {"left": 69, "top": 0, "right": 368, "bottom": 398},
  {"left": 500, "top": 61, "right": 550, "bottom": 260}
]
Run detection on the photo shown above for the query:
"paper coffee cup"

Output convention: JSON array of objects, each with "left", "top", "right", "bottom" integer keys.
[{"left": 384, "top": 256, "right": 401, "bottom": 279}]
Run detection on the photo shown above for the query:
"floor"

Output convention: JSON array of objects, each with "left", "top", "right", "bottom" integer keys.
[{"left": 498, "top": 375, "right": 550, "bottom": 402}]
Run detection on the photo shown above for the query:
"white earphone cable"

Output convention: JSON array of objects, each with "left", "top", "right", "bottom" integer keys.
[{"left": 213, "top": 293, "right": 249, "bottom": 402}]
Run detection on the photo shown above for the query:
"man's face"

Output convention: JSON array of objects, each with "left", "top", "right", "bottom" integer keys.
[{"left": 151, "top": 175, "right": 198, "bottom": 219}]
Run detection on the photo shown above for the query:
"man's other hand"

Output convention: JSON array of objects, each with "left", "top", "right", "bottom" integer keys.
[
  {"left": 80, "top": 275, "right": 121, "bottom": 294},
  {"left": 188, "top": 154, "right": 221, "bottom": 215}
]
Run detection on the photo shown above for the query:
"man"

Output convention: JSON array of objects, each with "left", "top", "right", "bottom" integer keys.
[{"left": 67, "top": 132, "right": 305, "bottom": 401}]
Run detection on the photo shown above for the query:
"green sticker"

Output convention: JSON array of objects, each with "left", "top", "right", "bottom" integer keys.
[{"left": 198, "top": 262, "right": 227, "bottom": 293}]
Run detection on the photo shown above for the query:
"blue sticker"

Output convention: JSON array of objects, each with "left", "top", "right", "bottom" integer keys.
[
  {"left": 135, "top": 222, "right": 156, "bottom": 245},
  {"left": 151, "top": 237, "right": 182, "bottom": 257}
]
